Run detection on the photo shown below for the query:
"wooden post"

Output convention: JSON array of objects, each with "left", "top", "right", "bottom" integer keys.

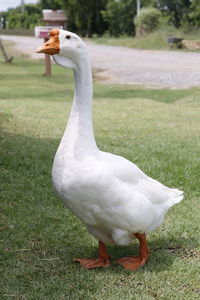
[
  {"left": 0, "top": 38, "right": 13, "bottom": 63},
  {"left": 44, "top": 37, "right": 51, "bottom": 76}
]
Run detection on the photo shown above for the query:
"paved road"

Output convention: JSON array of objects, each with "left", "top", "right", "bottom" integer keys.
[{"left": 2, "top": 35, "right": 200, "bottom": 89}]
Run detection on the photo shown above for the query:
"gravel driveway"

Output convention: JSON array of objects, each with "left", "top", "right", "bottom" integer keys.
[{"left": 1, "top": 35, "right": 200, "bottom": 89}]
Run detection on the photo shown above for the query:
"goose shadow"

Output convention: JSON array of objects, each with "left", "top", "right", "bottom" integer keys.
[{"left": 62, "top": 232, "right": 198, "bottom": 274}]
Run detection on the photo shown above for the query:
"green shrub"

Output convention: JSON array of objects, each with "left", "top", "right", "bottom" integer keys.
[
  {"left": 102, "top": 0, "right": 136, "bottom": 37},
  {"left": 134, "top": 7, "right": 161, "bottom": 36}
]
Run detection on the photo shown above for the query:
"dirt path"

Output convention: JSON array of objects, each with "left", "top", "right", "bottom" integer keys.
[{"left": 1, "top": 35, "right": 200, "bottom": 89}]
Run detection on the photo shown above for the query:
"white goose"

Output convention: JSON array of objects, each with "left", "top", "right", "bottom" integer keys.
[{"left": 37, "top": 29, "right": 183, "bottom": 270}]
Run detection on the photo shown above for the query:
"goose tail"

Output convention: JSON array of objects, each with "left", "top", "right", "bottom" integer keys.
[{"left": 168, "top": 188, "right": 184, "bottom": 207}]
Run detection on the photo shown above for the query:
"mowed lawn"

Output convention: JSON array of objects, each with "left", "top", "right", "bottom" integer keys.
[{"left": 0, "top": 53, "right": 200, "bottom": 300}]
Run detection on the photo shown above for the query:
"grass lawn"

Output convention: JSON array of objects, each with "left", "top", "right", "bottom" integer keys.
[
  {"left": 0, "top": 51, "right": 200, "bottom": 299},
  {"left": 91, "top": 28, "right": 200, "bottom": 51}
]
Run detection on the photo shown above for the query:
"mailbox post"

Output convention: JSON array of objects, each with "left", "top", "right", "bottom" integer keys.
[
  {"left": 44, "top": 37, "right": 51, "bottom": 76},
  {"left": 35, "top": 10, "right": 67, "bottom": 76},
  {"left": 35, "top": 27, "right": 59, "bottom": 76}
]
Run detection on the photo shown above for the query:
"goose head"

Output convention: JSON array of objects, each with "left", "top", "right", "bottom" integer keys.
[{"left": 36, "top": 28, "right": 87, "bottom": 69}]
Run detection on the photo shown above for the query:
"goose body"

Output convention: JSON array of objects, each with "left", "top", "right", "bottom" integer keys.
[
  {"left": 52, "top": 148, "right": 182, "bottom": 246},
  {"left": 37, "top": 29, "right": 183, "bottom": 270}
]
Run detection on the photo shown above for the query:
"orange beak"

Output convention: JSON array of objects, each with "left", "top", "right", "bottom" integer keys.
[{"left": 36, "top": 28, "right": 60, "bottom": 55}]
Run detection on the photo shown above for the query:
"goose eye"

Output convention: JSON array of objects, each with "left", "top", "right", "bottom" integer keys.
[{"left": 66, "top": 35, "right": 71, "bottom": 39}]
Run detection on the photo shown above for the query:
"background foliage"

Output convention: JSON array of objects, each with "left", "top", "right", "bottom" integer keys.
[
  {"left": 102, "top": 0, "right": 136, "bottom": 37},
  {"left": 61, "top": 0, "right": 108, "bottom": 37},
  {"left": 1, "top": 0, "right": 200, "bottom": 36},
  {"left": 0, "top": 4, "right": 42, "bottom": 30},
  {"left": 134, "top": 7, "right": 161, "bottom": 36}
]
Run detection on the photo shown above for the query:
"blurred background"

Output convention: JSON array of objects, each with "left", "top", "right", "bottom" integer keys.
[{"left": 0, "top": 0, "right": 200, "bottom": 45}]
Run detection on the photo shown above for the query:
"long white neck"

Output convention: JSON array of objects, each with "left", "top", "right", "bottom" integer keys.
[{"left": 60, "top": 55, "right": 98, "bottom": 158}]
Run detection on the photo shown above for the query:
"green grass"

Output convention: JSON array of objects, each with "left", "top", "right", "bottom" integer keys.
[
  {"left": 91, "top": 27, "right": 200, "bottom": 51},
  {"left": 0, "top": 53, "right": 200, "bottom": 300}
]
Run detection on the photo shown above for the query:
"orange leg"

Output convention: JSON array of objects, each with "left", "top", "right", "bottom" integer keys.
[
  {"left": 74, "top": 241, "right": 111, "bottom": 269},
  {"left": 117, "top": 233, "right": 150, "bottom": 271}
]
